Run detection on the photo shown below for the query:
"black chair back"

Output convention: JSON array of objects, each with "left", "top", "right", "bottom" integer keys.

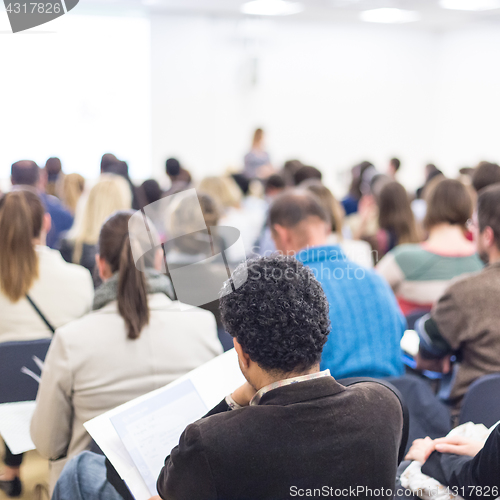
[
  {"left": 459, "top": 373, "right": 500, "bottom": 427},
  {"left": 0, "top": 338, "right": 52, "bottom": 404}
]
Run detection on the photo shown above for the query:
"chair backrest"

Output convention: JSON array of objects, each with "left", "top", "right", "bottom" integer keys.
[
  {"left": 459, "top": 373, "right": 500, "bottom": 427},
  {"left": 387, "top": 374, "right": 451, "bottom": 452},
  {"left": 0, "top": 338, "right": 52, "bottom": 404}
]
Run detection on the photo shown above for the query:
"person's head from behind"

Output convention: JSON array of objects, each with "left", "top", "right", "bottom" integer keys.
[
  {"left": 423, "top": 178, "right": 473, "bottom": 233},
  {"left": 62, "top": 173, "right": 85, "bottom": 214},
  {"left": 100, "top": 153, "right": 119, "bottom": 173},
  {"left": 388, "top": 158, "right": 401, "bottom": 178},
  {"left": 348, "top": 161, "right": 375, "bottom": 200},
  {"left": 141, "top": 179, "right": 163, "bottom": 206},
  {"left": 11, "top": 160, "right": 40, "bottom": 188},
  {"left": 264, "top": 174, "right": 286, "bottom": 198},
  {"left": 166, "top": 157, "right": 181, "bottom": 179},
  {"left": 293, "top": 165, "right": 322, "bottom": 186},
  {"left": 169, "top": 192, "right": 220, "bottom": 254},
  {"left": 0, "top": 190, "right": 51, "bottom": 302},
  {"left": 220, "top": 256, "right": 330, "bottom": 387},
  {"left": 472, "top": 161, "right": 500, "bottom": 193},
  {"left": 282, "top": 159, "right": 304, "bottom": 186},
  {"left": 474, "top": 184, "right": 500, "bottom": 264},
  {"left": 198, "top": 176, "right": 242, "bottom": 211},
  {"left": 45, "top": 157, "right": 62, "bottom": 183},
  {"left": 269, "top": 191, "right": 330, "bottom": 254},
  {"left": 70, "top": 174, "right": 132, "bottom": 263},
  {"left": 96, "top": 211, "right": 151, "bottom": 340},
  {"left": 301, "top": 180, "right": 343, "bottom": 236},
  {"left": 378, "top": 181, "right": 419, "bottom": 245}
]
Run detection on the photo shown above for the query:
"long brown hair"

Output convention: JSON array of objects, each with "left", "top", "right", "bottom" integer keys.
[
  {"left": 378, "top": 182, "right": 420, "bottom": 245},
  {"left": 0, "top": 190, "right": 45, "bottom": 302},
  {"left": 98, "top": 211, "right": 149, "bottom": 339}
]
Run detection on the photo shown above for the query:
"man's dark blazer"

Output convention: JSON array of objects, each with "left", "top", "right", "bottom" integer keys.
[{"left": 157, "top": 377, "right": 405, "bottom": 500}]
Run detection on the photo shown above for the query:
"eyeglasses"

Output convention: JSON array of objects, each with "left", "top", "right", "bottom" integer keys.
[{"left": 466, "top": 218, "right": 478, "bottom": 231}]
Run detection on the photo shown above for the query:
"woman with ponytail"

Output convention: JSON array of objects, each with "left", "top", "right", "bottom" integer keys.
[
  {"left": 31, "top": 211, "right": 222, "bottom": 490},
  {"left": 0, "top": 190, "right": 93, "bottom": 497}
]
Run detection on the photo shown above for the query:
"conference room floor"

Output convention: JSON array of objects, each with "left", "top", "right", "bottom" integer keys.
[{"left": 0, "top": 442, "right": 49, "bottom": 500}]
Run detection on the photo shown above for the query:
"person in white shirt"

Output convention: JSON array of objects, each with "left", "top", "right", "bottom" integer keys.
[
  {"left": 0, "top": 189, "right": 93, "bottom": 497},
  {"left": 30, "top": 211, "right": 222, "bottom": 492}
]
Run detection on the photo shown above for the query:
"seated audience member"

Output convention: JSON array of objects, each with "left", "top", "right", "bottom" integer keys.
[
  {"left": 254, "top": 174, "right": 286, "bottom": 256},
  {"left": 45, "top": 157, "right": 64, "bottom": 198},
  {"left": 31, "top": 211, "right": 222, "bottom": 489},
  {"left": 301, "top": 180, "right": 373, "bottom": 268},
  {"left": 377, "top": 179, "right": 483, "bottom": 316},
  {"left": 403, "top": 427, "right": 500, "bottom": 498},
  {"left": 415, "top": 163, "right": 444, "bottom": 200},
  {"left": 243, "top": 127, "right": 272, "bottom": 179},
  {"left": 341, "top": 160, "right": 376, "bottom": 216},
  {"left": 199, "top": 176, "right": 261, "bottom": 261},
  {"left": 141, "top": 179, "right": 163, "bottom": 206},
  {"left": 472, "top": 161, "right": 500, "bottom": 193},
  {"left": 61, "top": 173, "right": 85, "bottom": 215},
  {"left": 52, "top": 256, "right": 406, "bottom": 500},
  {"left": 293, "top": 165, "right": 322, "bottom": 186},
  {"left": 164, "top": 157, "right": 192, "bottom": 196},
  {"left": 355, "top": 181, "right": 420, "bottom": 262},
  {"left": 0, "top": 190, "right": 93, "bottom": 497},
  {"left": 269, "top": 191, "right": 406, "bottom": 379},
  {"left": 415, "top": 184, "right": 500, "bottom": 410},
  {"left": 11, "top": 160, "right": 73, "bottom": 248},
  {"left": 100, "top": 154, "right": 146, "bottom": 210},
  {"left": 59, "top": 174, "right": 132, "bottom": 287},
  {"left": 388, "top": 157, "right": 401, "bottom": 180},
  {"left": 281, "top": 159, "right": 304, "bottom": 186}
]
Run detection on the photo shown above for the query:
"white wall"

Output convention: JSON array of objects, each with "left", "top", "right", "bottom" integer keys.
[
  {"left": 2, "top": 12, "right": 500, "bottom": 194},
  {"left": 151, "top": 16, "right": 439, "bottom": 193},
  {"left": 434, "top": 25, "right": 500, "bottom": 176},
  {"left": 0, "top": 11, "right": 151, "bottom": 182}
]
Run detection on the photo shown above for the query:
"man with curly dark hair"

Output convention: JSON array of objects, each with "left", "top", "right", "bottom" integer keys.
[
  {"left": 154, "top": 256, "right": 407, "bottom": 500},
  {"left": 50, "top": 256, "right": 407, "bottom": 500}
]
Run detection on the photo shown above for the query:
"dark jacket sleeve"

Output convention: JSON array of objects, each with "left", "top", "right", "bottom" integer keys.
[
  {"left": 421, "top": 425, "right": 500, "bottom": 499},
  {"left": 157, "top": 423, "right": 217, "bottom": 500},
  {"left": 157, "top": 399, "right": 230, "bottom": 499}
]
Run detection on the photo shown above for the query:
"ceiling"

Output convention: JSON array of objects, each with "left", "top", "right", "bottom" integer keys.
[{"left": 80, "top": 0, "right": 500, "bottom": 30}]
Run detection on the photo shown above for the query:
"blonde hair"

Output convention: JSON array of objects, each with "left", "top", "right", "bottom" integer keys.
[
  {"left": 198, "top": 176, "right": 242, "bottom": 211},
  {"left": 0, "top": 190, "right": 44, "bottom": 302},
  {"left": 62, "top": 173, "right": 85, "bottom": 214},
  {"left": 69, "top": 174, "right": 132, "bottom": 264},
  {"left": 302, "top": 180, "right": 345, "bottom": 237}
]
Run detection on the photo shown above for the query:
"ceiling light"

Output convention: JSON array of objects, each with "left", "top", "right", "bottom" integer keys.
[
  {"left": 241, "top": 0, "right": 304, "bottom": 16},
  {"left": 360, "top": 8, "right": 421, "bottom": 23},
  {"left": 439, "top": 0, "right": 500, "bottom": 10}
]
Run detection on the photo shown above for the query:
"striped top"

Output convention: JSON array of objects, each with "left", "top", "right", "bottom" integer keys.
[
  {"left": 297, "top": 245, "right": 405, "bottom": 380},
  {"left": 376, "top": 243, "right": 484, "bottom": 316}
]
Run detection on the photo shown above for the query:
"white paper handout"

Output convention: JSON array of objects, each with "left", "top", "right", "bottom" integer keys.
[
  {"left": 84, "top": 348, "right": 245, "bottom": 500},
  {"left": 0, "top": 401, "right": 37, "bottom": 455},
  {"left": 110, "top": 379, "right": 208, "bottom": 496}
]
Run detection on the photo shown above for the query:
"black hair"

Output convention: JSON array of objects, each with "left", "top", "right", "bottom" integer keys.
[
  {"left": 265, "top": 174, "right": 286, "bottom": 193},
  {"left": 166, "top": 158, "right": 181, "bottom": 177},
  {"left": 141, "top": 179, "right": 163, "bottom": 205},
  {"left": 231, "top": 173, "right": 250, "bottom": 196},
  {"left": 220, "top": 256, "right": 330, "bottom": 373},
  {"left": 293, "top": 165, "right": 322, "bottom": 186}
]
